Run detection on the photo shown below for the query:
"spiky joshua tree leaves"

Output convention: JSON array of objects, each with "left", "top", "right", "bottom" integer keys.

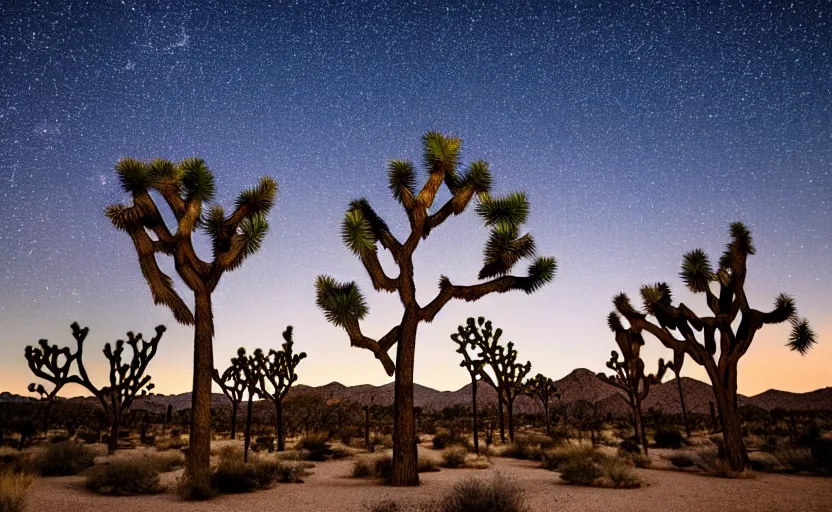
[
  {"left": 598, "top": 313, "right": 666, "bottom": 456},
  {"left": 254, "top": 326, "right": 307, "bottom": 451},
  {"left": 523, "top": 373, "right": 560, "bottom": 436},
  {"left": 613, "top": 222, "right": 817, "bottom": 470},
  {"left": 315, "top": 133, "right": 556, "bottom": 485},
  {"left": 105, "top": 157, "right": 276, "bottom": 491},
  {"left": 25, "top": 322, "right": 164, "bottom": 454}
]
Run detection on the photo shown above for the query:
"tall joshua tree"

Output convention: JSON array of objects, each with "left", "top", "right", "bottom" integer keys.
[
  {"left": 25, "top": 322, "right": 164, "bottom": 454},
  {"left": 315, "top": 132, "right": 556, "bottom": 485},
  {"left": 213, "top": 361, "right": 246, "bottom": 439},
  {"left": 255, "top": 326, "right": 307, "bottom": 452},
  {"left": 105, "top": 157, "right": 276, "bottom": 490},
  {"left": 523, "top": 374, "right": 560, "bottom": 436},
  {"left": 451, "top": 323, "right": 488, "bottom": 456},
  {"left": 598, "top": 313, "right": 666, "bottom": 456},
  {"left": 614, "top": 222, "right": 816, "bottom": 471}
]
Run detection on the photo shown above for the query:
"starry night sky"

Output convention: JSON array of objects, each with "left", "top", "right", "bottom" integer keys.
[{"left": 1, "top": 0, "right": 830, "bottom": 397}]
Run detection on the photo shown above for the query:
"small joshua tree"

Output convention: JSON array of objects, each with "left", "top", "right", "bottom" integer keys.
[
  {"left": 213, "top": 361, "right": 246, "bottom": 439},
  {"left": 455, "top": 317, "right": 531, "bottom": 443},
  {"left": 523, "top": 374, "right": 560, "bottom": 436},
  {"left": 315, "top": 132, "right": 556, "bottom": 485},
  {"left": 105, "top": 157, "right": 276, "bottom": 490},
  {"left": 254, "top": 326, "right": 307, "bottom": 451},
  {"left": 598, "top": 312, "right": 666, "bottom": 455},
  {"left": 613, "top": 222, "right": 816, "bottom": 471},
  {"left": 223, "top": 347, "right": 262, "bottom": 462},
  {"left": 25, "top": 322, "right": 164, "bottom": 454},
  {"left": 451, "top": 322, "right": 489, "bottom": 456}
]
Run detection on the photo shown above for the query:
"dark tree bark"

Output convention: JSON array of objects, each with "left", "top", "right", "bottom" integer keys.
[{"left": 676, "top": 374, "right": 691, "bottom": 437}]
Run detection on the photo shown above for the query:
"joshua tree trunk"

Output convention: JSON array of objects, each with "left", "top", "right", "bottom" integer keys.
[
  {"left": 391, "top": 316, "right": 418, "bottom": 486},
  {"left": 497, "top": 396, "right": 506, "bottom": 443},
  {"left": 364, "top": 406, "right": 371, "bottom": 452},
  {"left": 471, "top": 377, "right": 479, "bottom": 456},
  {"left": 543, "top": 401, "right": 551, "bottom": 436},
  {"left": 41, "top": 399, "right": 53, "bottom": 433},
  {"left": 676, "top": 375, "right": 691, "bottom": 438},
  {"left": 244, "top": 392, "right": 253, "bottom": 463},
  {"left": 506, "top": 397, "right": 516, "bottom": 442},
  {"left": 275, "top": 400, "right": 285, "bottom": 452},
  {"left": 230, "top": 401, "right": 238, "bottom": 440},
  {"left": 634, "top": 396, "right": 648, "bottom": 456},
  {"left": 108, "top": 419, "right": 120, "bottom": 455},
  {"left": 709, "top": 369, "right": 746, "bottom": 471},
  {"left": 189, "top": 293, "right": 214, "bottom": 487}
]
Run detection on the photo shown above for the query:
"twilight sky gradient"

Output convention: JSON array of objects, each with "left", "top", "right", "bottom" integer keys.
[{"left": 0, "top": 0, "right": 830, "bottom": 398}]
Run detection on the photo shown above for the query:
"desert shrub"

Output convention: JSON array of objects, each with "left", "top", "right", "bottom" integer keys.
[
  {"left": 155, "top": 437, "right": 186, "bottom": 452},
  {"left": 0, "top": 470, "right": 34, "bottom": 512},
  {"left": 625, "top": 452, "right": 652, "bottom": 468},
  {"left": 618, "top": 437, "right": 641, "bottom": 454},
  {"left": 84, "top": 458, "right": 162, "bottom": 495},
  {"left": 441, "top": 447, "right": 468, "bottom": 468},
  {"left": 694, "top": 448, "right": 753, "bottom": 479},
  {"left": 211, "top": 457, "right": 280, "bottom": 493},
  {"left": 558, "top": 449, "right": 642, "bottom": 488},
  {"left": 500, "top": 439, "right": 540, "bottom": 461},
  {"left": 175, "top": 471, "right": 215, "bottom": 501},
  {"left": 352, "top": 458, "right": 375, "bottom": 478},
  {"left": 371, "top": 434, "right": 394, "bottom": 450},
  {"left": 548, "top": 425, "right": 571, "bottom": 446},
  {"left": 432, "top": 432, "right": 469, "bottom": 450},
  {"left": 253, "top": 436, "right": 275, "bottom": 453},
  {"left": 49, "top": 434, "right": 70, "bottom": 444},
  {"left": 418, "top": 456, "right": 440, "bottom": 473},
  {"left": 0, "top": 452, "right": 35, "bottom": 474},
  {"left": 654, "top": 428, "right": 684, "bottom": 449},
  {"left": 295, "top": 433, "right": 332, "bottom": 461},
  {"left": 366, "top": 500, "right": 402, "bottom": 512},
  {"left": 810, "top": 438, "right": 832, "bottom": 474},
  {"left": 330, "top": 446, "right": 352, "bottom": 460},
  {"left": 37, "top": 441, "right": 95, "bottom": 476},
  {"left": 440, "top": 474, "right": 529, "bottom": 512},
  {"left": 771, "top": 446, "right": 817, "bottom": 474},
  {"left": 374, "top": 455, "right": 394, "bottom": 483},
  {"left": 668, "top": 453, "right": 695, "bottom": 468},
  {"left": 540, "top": 445, "right": 601, "bottom": 472},
  {"left": 275, "top": 462, "right": 308, "bottom": 483},
  {"left": 145, "top": 451, "right": 185, "bottom": 472}
]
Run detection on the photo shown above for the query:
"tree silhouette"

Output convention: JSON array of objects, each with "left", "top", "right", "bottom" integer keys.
[
  {"left": 614, "top": 222, "right": 816, "bottom": 470},
  {"left": 668, "top": 351, "right": 691, "bottom": 437},
  {"left": 213, "top": 361, "right": 246, "bottom": 439},
  {"left": 105, "top": 157, "right": 276, "bottom": 491},
  {"left": 25, "top": 322, "right": 164, "bottom": 454},
  {"left": 451, "top": 321, "right": 488, "bottom": 456},
  {"left": 523, "top": 374, "right": 560, "bottom": 436},
  {"left": 315, "top": 133, "right": 555, "bottom": 485},
  {"left": 599, "top": 312, "right": 666, "bottom": 455},
  {"left": 254, "top": 326, "right": 307, "bottom": 451}
]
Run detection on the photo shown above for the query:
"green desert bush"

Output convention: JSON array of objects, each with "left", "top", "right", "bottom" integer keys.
[
  {"left": 439, "top": 474, "right": 529, "bottom": 512},
  {"left": 654, "top": 428, "right": 684, "bottom": 449},
  {"left": 37, "top": 441, "right": 96, "bottom": 476},
  {"left": 0, "top": 470, "right": 34, "bottom": 512},
  {"left": 441, "top": 447, "right": 468, "bottom": 468},
  {"left": 84, "top": 458, "right": 162, "bottom": 495},
  {"left": 554, "top": 448, "right": 642, "bottom": 488}
]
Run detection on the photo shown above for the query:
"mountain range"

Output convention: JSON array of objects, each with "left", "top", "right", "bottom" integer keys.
[{"left": 6, "top": 368, "right": 829, "bottom": 415}]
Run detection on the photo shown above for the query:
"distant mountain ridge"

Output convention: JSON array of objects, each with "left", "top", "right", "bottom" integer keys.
[{"left": 4, "top": 369, "right": 830, "bottom": 414}]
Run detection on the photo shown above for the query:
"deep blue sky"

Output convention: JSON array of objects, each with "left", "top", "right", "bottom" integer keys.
[{"left": 1, "top": 0, "right": 830, "bottom": 396}]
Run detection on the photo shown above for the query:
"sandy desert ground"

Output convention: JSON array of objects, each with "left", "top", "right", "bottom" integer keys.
[{"left": 24, "top": 444, "right": 832, "bottom": 512}]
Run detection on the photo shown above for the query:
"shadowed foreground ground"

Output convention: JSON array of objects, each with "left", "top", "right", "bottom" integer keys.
[{"left": 26, "top": 446, "right": 832, "bottom": 512}]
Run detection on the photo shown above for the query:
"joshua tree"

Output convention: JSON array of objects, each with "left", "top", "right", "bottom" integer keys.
[
  {"left": 451, "top": 323, "right": 488, "bottom": 456},
  {"left": 213, "top": 361, "right": 246, "bottom": 439},
  {"left": 598, "top": 312, "right": 666, "bottom": 455},
  {"left": 25, "top": 322, "right": 164, "bottom": 454},
  {"left": 105, "top": 157, "right": 276, "bottom": 490},
  {"left": 254, "top": 326, "right": 307, "bottom": 451},
  {"left": 315, "top": 132, "right": 555, "bottom": 485},
  {"left": 614, "top": 222, "right": 816, "bottom": 470},
  {"left": 222, "top": 347, "right": 262, "bottom": 462},
  {"left": 523, "top": 374, "right": 560, "bottom": 436}
]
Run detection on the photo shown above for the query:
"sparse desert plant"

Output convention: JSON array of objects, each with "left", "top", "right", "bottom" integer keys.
[
  {"left": 274, "top": 462, "right": 309, "bottom": 483},
  {"left": 253, "top": 435, "right": 275, "bottom": 453},
  {"left": 210, "top": 449, "right": 280, "bottom": 493},
  {"left": 37, "top": 441, "right": 95, "bottom": 476},
  {"left": 0, "top": 470, "right": 34, "bottom": 512},
  {"left": 667, "top": 453, "right": 695, "bottom": 468},
  {"left": 618, "top": 436, "right": 641, "bottom": 454},
  {"left": 540, "top": 445, "right": 603, "bottom": 472},
  {"left": 440, "top": 474, "right": 530, "bottom": 512},
  {"left": 365, "top": 500, "right": 402, "bottom": 512},
  {"left": 597, "top": 458, "right": 643, "bottom": 489},
  {"left": 770, "top": 446, "right": 819, "bottom": 474},
  {"left": 500, "top": 438, "right": 541, "bottom": 461},
  {"left": 106, "top": 157, "right": 277, "bottom": 491},
  {"left": 620, "top": 451, "right": 651, "bottom": 468},
  {"left": 145, "top": 451, "right": 185, "bottom": 472},
  {"left": 694, "top": 448, "right": 753, "bottom": 479},
  {"left": 614, "top": 223, "right": 817, "bottom": 471},
  {"left": 560, "top": 453, "right": 642, "bottom": 488},
  {"left": 432, "top": 432, "right": 469, "bottom": 450},
  {"left": 355, "top": 455, "right": 438, "bottom": 480},
  {"left": 441, "top": 447, "right": 468, "bottom": 468},
  {"left": 84, "top": 458, "right": 162, "bottom": 495},
  {"left": 155, "top": 436, "right": 186, "bottom": 452},
  {"left": 417, "top": 456, "right": 440, "bottom": 473},
  {"left": 352, "top": 458, "right": 375, "bottom": 478},
  {"left": 654, "top": 427, "right": 684, "bottom": 449},
  {"left": 295, "top": 433, "right": 333, "bottom": 461},
  {"left": 315, "top": 132, "right": 556, "bottom": 485},
  {"left": 522, "top": 374, "right": 560, "bottom": 437}
]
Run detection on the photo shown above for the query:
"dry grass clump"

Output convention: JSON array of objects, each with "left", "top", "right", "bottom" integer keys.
[
  {"left": 693, "top": 448, "right": 753, "bottom": 479},
  {"left": 540, "top": 444, "right": 600, "bottom": 471},
  {"left": 37, "top": 441, "right": 96, "bottom": 476},
  {"left": 432, "top": 432, "right": 471, "bottom": 451},
  {"left": 155, "top": 436, "right": 186, "bottom": 452},
  {"left": 0, "top": 470, "right": 34, "bottom": 512},
  {"left": 441, "top": 447, "right": 468, "bottom": 468},
  {"left": 500, "top": 435, "right": 557, "bottom": 461},
  {"left": 84, "top": 458, "right": 163, "bottom": 495},
  {"left": 352, "top": 455, "right": 439, "bottom": 483},
  {"left": 439, "top": 474, "right": 529, "bottom": 512},
  {"left": 543, "top": 445, "right": 641, "bottom": 489},
  {"left": 666, "top": 453, "right": 696, "bottom": 468}
]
